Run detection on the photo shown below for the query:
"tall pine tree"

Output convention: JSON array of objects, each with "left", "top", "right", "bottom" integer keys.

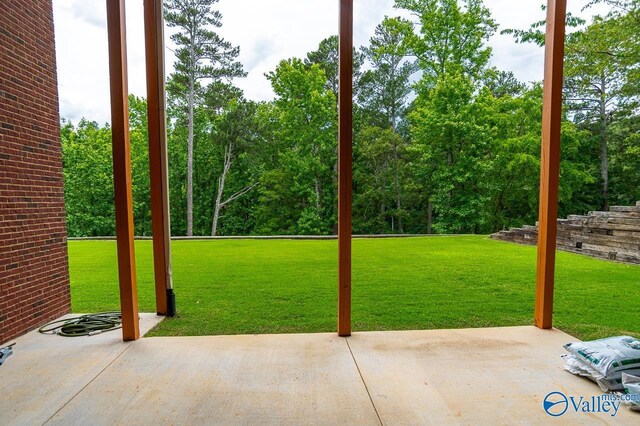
[{"left": 165, "top": 0, "right": 245, "bottom": 235}]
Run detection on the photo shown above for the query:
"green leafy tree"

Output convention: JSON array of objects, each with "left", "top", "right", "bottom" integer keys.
[
  {"left": 209, "top": 97, "right": 260, "bottom": 236},
  {"left": 483, "top": 70, "right": 526, "bottom": 98},
  {"left": 410, "top": 72, "right": 493, "bottom": 233},
  {"left": 265, "top": 58, "right": 338, "bottom": 234},
  {"left": 504, "top": 6, "right": 639, "bottom": 209},
  {"left": 251, "top": 103, "right": 302, "bottom": 235},
  {"left": 477, "top": 84, "right": 597, "bottom": 229},
  {"left": 305, "top": 35, "right": 365, "bottom": 100},
  {"left": 608, "top": 114, "right": 640, "bottom": 204},
  {"left": 563, "top": 17, "right": 628, "bottom": 209},
  {"left": 358, "top": 17, "right": 417, "bottom": 232},
  {"left": 128, "top": 95, "right": 152, "bottom": 235},
  {"left": 396, "top": 0, "right": 498, "bottom": 232},
  {"left": 61, "top": 120, "right": 115, "bottom": 237},
  {"left": 354, "top": 126, "right": 411, "bottom": 233},
  {"left": 360, "top": 17, "right": 417, "bottom": 130},
  {"left": 394, "top": 0, "right": 497, "bottom": 92},
  {"left": 476, "top": 85, "right": 543, "bottom": 229}
]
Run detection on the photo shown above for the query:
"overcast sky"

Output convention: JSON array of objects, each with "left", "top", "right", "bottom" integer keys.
[{"left": 52, "top": 0, "right": 609, "bottom": 124}]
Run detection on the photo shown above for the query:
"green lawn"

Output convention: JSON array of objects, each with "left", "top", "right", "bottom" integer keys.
[{"left": 68, "top": 236, "right": 640, "bottom": 340}]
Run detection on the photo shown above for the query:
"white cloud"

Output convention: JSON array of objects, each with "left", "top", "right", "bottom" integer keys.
[
  {"left": 70, "top": 0, "right": 106, "bottom": 27},
  {"left": 53, "top": 0, "right": 148, "bottom": 125},
  {"left": 52, "top": 0, "right": 611, "bottom": 124}
]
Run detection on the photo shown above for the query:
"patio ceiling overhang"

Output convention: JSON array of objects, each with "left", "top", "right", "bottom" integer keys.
[{"left": 105, "top": 0, "right": 567, "bottom": 341}]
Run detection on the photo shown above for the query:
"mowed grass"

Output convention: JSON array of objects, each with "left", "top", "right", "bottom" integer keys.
[{"left": 68, "top": 236, "right": 640, "bottom": 340}]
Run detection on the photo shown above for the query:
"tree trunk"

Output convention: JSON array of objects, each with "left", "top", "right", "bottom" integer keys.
[
  {"left": 211, "top": 173, "right": 225, "bottom": 237},
  {"left": 211, "top": 143, "right": 232, "bottom": 236},
  {"left": 389, "top": 99, "right": 404, "bottom": 233},
  {"left": 393, "top": 142, "right": 403, "bottom": 233},
  {"left": 314, "top": 177, "right": 321, "bottom": 213},
  {"left": 427, "top": 201, "right": 433, "bottom": 234},
  {"left": 186, "top": 74, "right": 195, "bottom": 236},
  {"left": 395, "top": 180, "right": 402, "bottom": 232},
  {"left": 599, "top": 75, "right": 609, "bottom": 210},
  {"left": 211, "top": 197, "right": 221, "bottom": 237}
]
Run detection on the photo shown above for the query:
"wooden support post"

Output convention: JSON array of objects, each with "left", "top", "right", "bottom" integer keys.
[
  {"left": 338, "top": 0, "right": 353, "bottom": 337},
  {"left": 106, "top": 0, "right": 140, "bottom": 341},
  {"left": 535, "top": 0, "right": 567, "bottom": 329},
  {"left": 144, "top": 0, "right": 173, "bottom": 316}
]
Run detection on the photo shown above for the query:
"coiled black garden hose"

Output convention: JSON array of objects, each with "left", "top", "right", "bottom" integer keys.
[{"left": 38, "top": 312, "right": 122, "bottom": 337}]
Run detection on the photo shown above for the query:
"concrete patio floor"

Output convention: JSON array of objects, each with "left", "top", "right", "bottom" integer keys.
[{"left": 1, "top": 321, "right": 637, "bottom": 425}]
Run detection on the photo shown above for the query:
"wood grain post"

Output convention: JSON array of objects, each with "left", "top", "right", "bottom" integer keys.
[
  {"left": 144, "top": 0, "right": 173, "bottom": 315},
  {"left": 106, "top": 0, "right": 140, "bottom": 341},
  {"left": 338, "top": 0, "right": 353, "bottom": 337},
  {"left": 535, "top": 0, "right": 567, "bottom": 329}
]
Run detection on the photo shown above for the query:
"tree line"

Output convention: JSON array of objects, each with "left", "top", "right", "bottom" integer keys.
[{"left": 61, "top": 0, "right": 640, "bottom": 237}]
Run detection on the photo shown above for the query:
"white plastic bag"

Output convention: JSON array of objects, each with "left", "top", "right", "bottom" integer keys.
[
  {"left": 563, "top": 354, "right": 624, "bottom": 391},
  {"left": 563, "top": 336, "right": 640, "bottom": 391},
  {"left": 622, "top": 373, "right": 640, "bottom": 411}
]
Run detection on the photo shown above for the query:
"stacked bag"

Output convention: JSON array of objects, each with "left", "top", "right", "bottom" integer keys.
[
  {"left": 622, "top": 373, "right": 640, "bottom": 411},
  {"left": 563, "top": 336, "right": 640, "bottom": 395}
]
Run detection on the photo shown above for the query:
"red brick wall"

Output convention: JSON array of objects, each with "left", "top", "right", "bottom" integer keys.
[{"left": 0, "top": 0, "right": 71, "bottom": 344}]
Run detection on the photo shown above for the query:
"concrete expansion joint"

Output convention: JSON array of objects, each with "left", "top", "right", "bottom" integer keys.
[
  {"left": 346, "top": 338, "right": 384, "bottom": 426},
  {"left": 41, "top": 342, "right": 134, "bottom": 425}
]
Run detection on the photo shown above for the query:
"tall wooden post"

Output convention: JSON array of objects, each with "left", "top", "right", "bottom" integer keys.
[
  {"left": 338, "top": 0, "right": 353, "bottom": 337},
  {"left": 535, "top": 0, "right": 567, "bottom": 329},
  {"left": 106, "top": 0, "right": 140, "bottom": 341},
  {"left": 144, "top": 0, "right": 174, "bottom": 316}
]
